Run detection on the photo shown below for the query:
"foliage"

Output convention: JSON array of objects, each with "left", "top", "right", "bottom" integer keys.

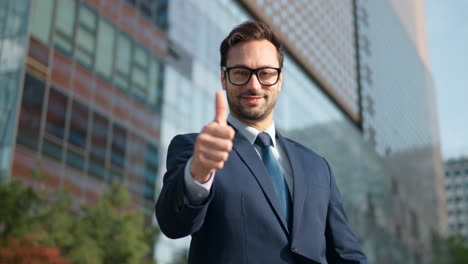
[
  {"left": 0, "top": 180, "right": 159, "bottom": 264},
  {"left": 433, "top": 234, "right": 468, "bottom": 264},
  {"left": 0, "top": 237, "right": 70, "bottom": 264},
  {"left": 0, "top": 180, "right": 41, "bottom": 245}
]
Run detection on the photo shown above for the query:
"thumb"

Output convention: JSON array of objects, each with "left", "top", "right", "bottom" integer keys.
[{"left": 214, "top": 91, "right": 227, "bottom": 125}]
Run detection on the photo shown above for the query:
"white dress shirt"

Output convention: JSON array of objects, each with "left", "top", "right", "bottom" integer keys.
[{"left": 184, "top": 114, "right": 294, "bottom": 204}]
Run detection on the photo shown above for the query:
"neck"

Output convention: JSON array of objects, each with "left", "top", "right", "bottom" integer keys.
[{"left": 231, "top": 113, "right": 273, "bottom": 132}]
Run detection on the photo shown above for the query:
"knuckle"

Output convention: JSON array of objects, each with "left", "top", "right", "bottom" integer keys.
[
  {"left": 228, "top": 127, "right": 235, "bottom": 138},
  {"left": 197, "top": 134, "right": 207, "bottom": 143},
  {"left": 226, "top": 141, "right": 233, "bottom": 151},
  {"left": 215, "top": 162, "right": 225, "bottom": 170},
  {"left": 197, "top": 153, "right": 205, "bottom": 163},
  {"left": 198, "top": 134, "right": 212, "bottom": 145}
]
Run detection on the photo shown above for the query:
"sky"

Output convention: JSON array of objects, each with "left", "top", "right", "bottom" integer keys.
[{"left": 425, "top": 0, "right": 468, "bottom": 159}]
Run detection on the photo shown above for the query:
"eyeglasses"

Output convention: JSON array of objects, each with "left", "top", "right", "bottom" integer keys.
[{"left": 222, "top": 66, "right": 281, "bottom": 86}]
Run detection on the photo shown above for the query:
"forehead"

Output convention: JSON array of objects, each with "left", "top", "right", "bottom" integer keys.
[{"left": 226, "top": 40, "right": 280, "bottom": 68}]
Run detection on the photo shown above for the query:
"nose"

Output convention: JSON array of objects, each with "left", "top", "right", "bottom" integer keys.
[{"left": 246, "top": 72, "right": 262, "bottom": 91}]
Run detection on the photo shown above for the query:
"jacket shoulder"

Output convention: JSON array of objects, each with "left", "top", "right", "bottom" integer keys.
[
  {"left": 169, "top": 133, "right": 198, "bottom": 145},
  {"left": 282, "top": 137, "right": 326, "bottom": 161},
  {"left": 165, "top": 133, "right": 198, "bottom": 169}
]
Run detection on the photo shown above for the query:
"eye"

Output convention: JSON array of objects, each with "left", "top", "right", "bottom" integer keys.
[
  {"left": 259, "top": 69, "right": 276, "bottom": 77},
  {"left": 232, "top": 69, "right": 249, "bottom": 76}
]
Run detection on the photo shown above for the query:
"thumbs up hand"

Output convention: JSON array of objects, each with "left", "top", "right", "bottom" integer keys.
[{"left": 190, "top": 91, "right": 236, "bottom": 183}]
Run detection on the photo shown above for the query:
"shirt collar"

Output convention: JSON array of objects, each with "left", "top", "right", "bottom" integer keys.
[{"left": 227, "top": 114, "right": 277, "bottom": 147}]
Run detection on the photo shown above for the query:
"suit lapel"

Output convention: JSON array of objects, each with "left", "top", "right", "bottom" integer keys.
[
  {"left": 276, "top": 132, "right": 307, "bottom": 242},
  {"left": 232, "top": 131, "right": 289, "bottom": 234}
]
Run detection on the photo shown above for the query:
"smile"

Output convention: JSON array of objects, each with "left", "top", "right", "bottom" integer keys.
[{"left": 241, "top": 95, "right": 264, "bottom": 105}]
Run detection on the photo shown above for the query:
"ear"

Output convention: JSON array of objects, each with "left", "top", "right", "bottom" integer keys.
[{"left": 220, "top": 69, "right": 226, "bottom": 90}]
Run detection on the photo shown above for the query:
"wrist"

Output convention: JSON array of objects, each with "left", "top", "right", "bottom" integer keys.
[{"left": 190, "top": 164, "right": 212, "bottom": 183}]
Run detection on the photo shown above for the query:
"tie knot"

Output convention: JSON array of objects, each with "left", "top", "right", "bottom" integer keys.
[{"left": 255, "top": 132, "right": 273, "bottom": 148}]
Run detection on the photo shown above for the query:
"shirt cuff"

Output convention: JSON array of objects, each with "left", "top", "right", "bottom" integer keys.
[{"left": 184, "top": 157, "right": 215, "bottom": 204}]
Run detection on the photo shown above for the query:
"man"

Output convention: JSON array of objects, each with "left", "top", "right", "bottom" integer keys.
[{"left": 156, "top": 21, "right": 367, "bottom": 264}]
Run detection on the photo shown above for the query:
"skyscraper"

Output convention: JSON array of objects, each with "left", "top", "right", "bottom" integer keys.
[{"left": 1, "top": 0, "right": 168, "bottom": 218}]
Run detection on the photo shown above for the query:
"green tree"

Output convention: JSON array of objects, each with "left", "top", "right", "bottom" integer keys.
[
  {"left": 433, "top": 234, "right": 468, "bottom": 264},
  {"left": 0, "top": 180, "right": 159, "bottom": 264},
  {"left": 0, "top": 181, "right": 42, "bottom": 245}
]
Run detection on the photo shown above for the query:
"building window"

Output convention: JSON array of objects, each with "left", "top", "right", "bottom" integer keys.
[
  {"left": 125, "top": 0, "right": 168, "bottom": 30},
  {"left": 88, "top": 112, "right": 109, "bottom": 178},
  {"left": 66, "top": 148, "right": 85, "bottom": 171},
  {"left": 42, "top": 137, "right": 63, "bottom": 161},
  {"left": 66, "top": 99, "right": 89, "bottom": 170},
  {"left": 110, "top": 123, "right": 126, "bottom": 169},
  {"left": 144, "top": 143, "right": 158, "bottom": 200},
  {"left": 54, "top": 0, "right": 77, "bottom": 54},
  {"left": 17, "top": 73, "right": 45, "bottom": 150},
  {"left": 95, "top": 18, "right": 116, "bottom": 80},
  {"left": 45, "top": 87, "right": 67, "bottom": 140},
  {"left": 42, "top": 87, "right": 67, "bottom": 161},
  {"left": 30, "top": 0, "right": 55, "bottom": 45},
  {"left": 126, "top": 134, "right": 145, "bottom": 182},
  {"left": 148, "top": 58, "right": 163, "bottom": 106},
  {"left": 74, "top": 4, "right": 97, "bottom": 68},
  {"left": 132, "top": 45, "right": 149, "bottom": 98},
  {"left": 114, "top": 33, "right": 132, "bottom": 90},
  {"left": 155, "top": 0, "right": 168, "bottom": 29},
  {"left": 67, "top": 99, "right": 88, "bottom": 150},
  {"left": 139, "top": 0, "right": 155, "bottom": 19}
]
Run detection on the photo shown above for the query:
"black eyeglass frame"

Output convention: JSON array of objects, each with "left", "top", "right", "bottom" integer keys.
[{"left": 222, "top": 66, "right": 282, "bottom": 86}]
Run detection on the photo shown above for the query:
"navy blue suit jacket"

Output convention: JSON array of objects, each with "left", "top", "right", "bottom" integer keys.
[{"left": 156, "top": 130, "right": 367, "bottom": 264}]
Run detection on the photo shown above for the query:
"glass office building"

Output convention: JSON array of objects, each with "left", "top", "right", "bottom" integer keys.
[
  {"left": 2, "top": 0, "right": 168, "bottom": 217},
  {"left": 1, "top": 0, "right": 444, "bottom": 263},
  {"left": 0, "top": 0, "right": 31, "bottom": 182}
]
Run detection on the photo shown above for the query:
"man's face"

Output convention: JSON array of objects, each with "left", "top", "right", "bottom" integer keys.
[{"left": 221, "top": 40, "right": 282, "bottom": 124}]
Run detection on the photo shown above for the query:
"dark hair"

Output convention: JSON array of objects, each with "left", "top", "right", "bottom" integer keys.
[{"left": 220, "top": 20, "right": 284, "bottom": 68}]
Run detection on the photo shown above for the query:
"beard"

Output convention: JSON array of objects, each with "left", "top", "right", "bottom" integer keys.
[{"left": 226, "top": 90, "right": 277, "bottom": 122}]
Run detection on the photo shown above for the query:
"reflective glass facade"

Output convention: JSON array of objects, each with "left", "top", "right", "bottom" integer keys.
[
  {"left": 7, "top": 0, "right": 168, "bottom": 217},
  {"left": 157, "top": 0, "right": 444, "bottom": 263},
  {"left": 0, "top": 0, "right": 30, "bottom": 182},
  {"left": 240, "top": 0, "right": 360, "bottom": 123},
  {"left": 356, "top": 0, "right": 446, "bottom": 262}
]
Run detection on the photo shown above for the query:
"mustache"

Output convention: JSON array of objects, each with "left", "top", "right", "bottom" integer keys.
[{"left": 239, "top": 91, "right": 265, "bottom": 97}]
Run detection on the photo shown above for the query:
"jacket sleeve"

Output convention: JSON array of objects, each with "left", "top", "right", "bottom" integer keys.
[
  {"left": 155, "top": 134, "right": 215, "bottom": 239},
  {"left": 324, "top": 158, "right": 368, "bottom": 263}
]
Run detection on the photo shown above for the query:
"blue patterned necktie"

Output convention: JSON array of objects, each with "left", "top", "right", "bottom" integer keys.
[{"left": 255, "top": 132, "right": 291, "bottom": 224}]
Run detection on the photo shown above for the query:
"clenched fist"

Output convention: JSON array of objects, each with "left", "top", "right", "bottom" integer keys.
[{"left": 190, "top": 91, "right": 235, "bottom": 183}]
